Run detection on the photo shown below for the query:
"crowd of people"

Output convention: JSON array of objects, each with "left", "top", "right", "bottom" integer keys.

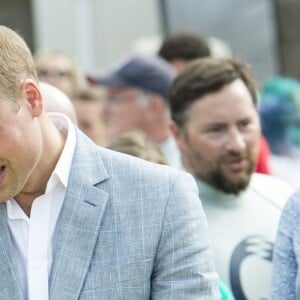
[{"left": 0, "top": 24, "right": 299, "bottom": 299}]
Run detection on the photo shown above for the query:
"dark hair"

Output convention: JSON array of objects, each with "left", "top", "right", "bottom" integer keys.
[
  {"left": 158, "top": 31, "right": 211, "bottom": 62},
  {"left": 169, "top": 57, "right": 257, "bottom": 128}
]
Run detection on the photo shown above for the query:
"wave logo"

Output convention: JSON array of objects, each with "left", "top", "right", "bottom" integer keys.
[{"left": 229, "top": 236, "right": 273, "bottom": 300}]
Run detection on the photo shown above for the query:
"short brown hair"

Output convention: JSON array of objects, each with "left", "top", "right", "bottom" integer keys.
[
  {"left": 0, "top": 26, "right": 37, "bottom": 100},
  {"left": 169, "top": 57, "right": 257, "bottom": 128}
]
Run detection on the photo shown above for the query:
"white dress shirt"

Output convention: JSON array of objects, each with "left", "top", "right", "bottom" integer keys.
[{"left": 7, "top": 113, "right": 76, "bottom": 300}]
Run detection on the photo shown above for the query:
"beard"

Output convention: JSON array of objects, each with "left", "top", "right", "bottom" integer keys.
[
  {"left": 188, "top": 150, "right": 255, "bottom": 195},
  {"left": 182, "top": 133, "right": 258, "bottom": 195},
  {"left": 202, "top": 158, "right": 254, "bottom": 194}
]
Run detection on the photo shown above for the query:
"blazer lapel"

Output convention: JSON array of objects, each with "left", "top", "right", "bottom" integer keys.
[
  {"left": 50, "top": 131, "right": 109, "bottom": 300},
  {"left": 0, "top": 204, "right": 23, "bottom": 300}
]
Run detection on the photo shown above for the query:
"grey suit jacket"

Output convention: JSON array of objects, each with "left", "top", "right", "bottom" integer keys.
[{"left": 0, "top": 130, "right": 219, "bottom": 299}]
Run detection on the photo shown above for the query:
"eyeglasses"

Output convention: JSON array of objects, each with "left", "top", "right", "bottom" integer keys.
[
  {"left": 37, "top": 69, "right": 72, "bottom": 78},
  {"left": 105, "top": 90, "right": 151, "bottom": 106},
  {"left": 105, "top": 96, "right": 133, "bottom": 105}
]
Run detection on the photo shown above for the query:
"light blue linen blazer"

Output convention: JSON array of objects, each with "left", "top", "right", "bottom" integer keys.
[
  {"left": 0, "top": 130, "right": 219, "bottom": 299},
  {"left": 271, "top": 190, "right": 300, "bottom": 299}
]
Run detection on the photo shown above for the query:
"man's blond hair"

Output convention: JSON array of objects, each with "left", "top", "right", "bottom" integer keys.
[{"left": 0, "top": 26, "right": 38, "bottom": 100}]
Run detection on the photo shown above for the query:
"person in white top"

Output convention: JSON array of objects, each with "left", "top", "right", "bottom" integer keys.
[
  {"left": 0, "top": 26, "right": 219, "bottom": 300},
  {"left": 169, "top": 57, "right": 293, "bottom": 300}
]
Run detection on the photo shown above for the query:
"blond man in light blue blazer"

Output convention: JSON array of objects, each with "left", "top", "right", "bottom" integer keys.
[{"left": 0, "top": 25, "right": 219, "bottom": 299}]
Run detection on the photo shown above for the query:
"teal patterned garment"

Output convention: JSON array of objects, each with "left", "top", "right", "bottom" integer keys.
[
  {"left": 219, "top": 280, "right": 235, "bottom": 300},
  {"left": 259, "top": 76, "right": 300, "bottom": 156}
]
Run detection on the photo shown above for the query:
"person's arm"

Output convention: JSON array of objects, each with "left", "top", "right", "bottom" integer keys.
[
  {"left": 271, "top": 193, "right": 298, "bottom": 299},
  {"left": 151, "top": 171, "right": 220, "bottom": 299}
]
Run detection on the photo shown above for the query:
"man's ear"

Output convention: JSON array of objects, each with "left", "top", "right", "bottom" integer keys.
[
  {"left": 169, "top": 120, "right": 186, "bottom": 151},
  {"left": 22, "top": 79, "right": 43, "bottom": 116},
  {"left": 148, "top": 95, "right": 164, "bottom": 112}
]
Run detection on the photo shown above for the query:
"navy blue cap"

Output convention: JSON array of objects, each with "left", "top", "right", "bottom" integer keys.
[{"left": 87, "top": 55, "right": 175, "bottom": 100}]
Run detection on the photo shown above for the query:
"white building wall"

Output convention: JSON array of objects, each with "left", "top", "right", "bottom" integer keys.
[
  {"left": 163, "top": 0, "right": 279, "bottom": 82},
  {"left": 31, "top": 0, "right": 162, "bottom": 73}
]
